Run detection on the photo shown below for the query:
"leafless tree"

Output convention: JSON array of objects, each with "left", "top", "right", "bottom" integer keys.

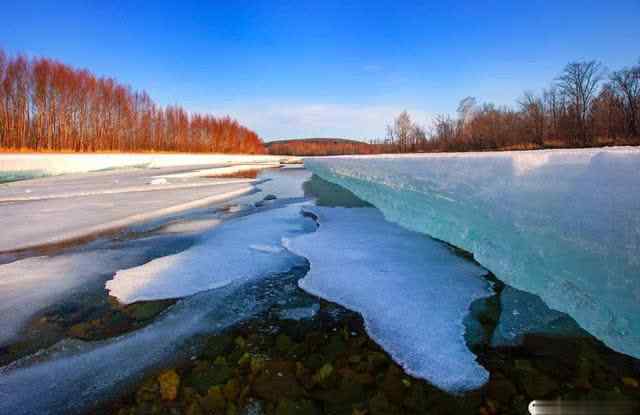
[
  {"left": 556, "top": 60, "right": 604, "bottom": 144},
  {"left": 610, "top": 64, "right": 640, "bottom": 137},
  {"left": 518, "top": 91, "right": 545, "bottom": 146}
]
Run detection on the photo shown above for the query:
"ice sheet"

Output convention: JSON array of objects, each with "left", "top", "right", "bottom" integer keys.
[
  {"left": 304, "top": 147, "right": 640, "bottom": 358},
  {"left": 107, "top": 204, "right": 315, "bottom": 303},
  {"left": 286, "top": 206, "right": 491, "bottom": 392},
  {"left": 0, "top": 153, "right": 294, "bottom": 176},
  {"left": 0, "top": 166, "right": 256, "bottom": 252}
]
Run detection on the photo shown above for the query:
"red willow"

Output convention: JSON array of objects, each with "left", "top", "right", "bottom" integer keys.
[{"left": 0, "top": 49, "right": 266, "bottom": 154}]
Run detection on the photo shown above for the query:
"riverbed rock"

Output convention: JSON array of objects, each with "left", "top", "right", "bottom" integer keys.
[
  {"left": 158, "top": 369, "right": 180, "bottom": 401},
  {"left": 253, "top": 365, "right": 305, "bottom": 401},
  {"left": 368, "top": 391, "right": 401, "bottom": 415},
  {"left": 486, "top": 376, "right": 517, "bottom": 405},
  {"left": 187, "top": 362, "right": 233, "bottom": 394},
  {"left": 201, "top": 385, "right": 226, "bottom": 412},
  {"left": 202, "top": 334, "right": 234, "bottom": 360}
]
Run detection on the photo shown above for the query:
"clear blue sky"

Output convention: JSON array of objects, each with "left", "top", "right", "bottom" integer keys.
[{"left": 2, "top": 1, "right": 639, "bottom": 141}]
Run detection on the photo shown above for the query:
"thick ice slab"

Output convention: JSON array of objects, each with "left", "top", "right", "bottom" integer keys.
[
  {"left": 286, "top": 206, "right": 491, "bottom": 392},
  {"left": 0, "top": 166, "right": 256, "bottom": 252},
  {"left": 304, "top": 147, "right": 640, "bottom": 358},
  {"left": 107, "top": 204, "right": 315, "bottom": 303}
]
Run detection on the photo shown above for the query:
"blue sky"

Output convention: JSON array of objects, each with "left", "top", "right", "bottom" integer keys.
[{"left": 2, "top": 1, "right": 639, "bottom": 141}]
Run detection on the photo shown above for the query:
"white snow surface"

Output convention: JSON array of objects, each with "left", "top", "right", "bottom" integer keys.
[
  {"left": 303, "top": 147, "right": 640, "bottom": 359},
  {"left": 0, "top": 166, "right": 257, "bottom": 252},
  {"left": 107, "top": 204, "right": 314, "bottom": 303},
  {"left": 286, "top": 206, "right": 491, "bottom": 392},
  {"left": 0, "top": 153, "right": 292, "bottom": 176}
]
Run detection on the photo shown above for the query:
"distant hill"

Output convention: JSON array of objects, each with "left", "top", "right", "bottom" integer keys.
[
  {"left": 266, "top": 137, "right": 367, "bottom": 146},
  {"left": 266, "top": 138, "right": 377, "bottom": 156}
]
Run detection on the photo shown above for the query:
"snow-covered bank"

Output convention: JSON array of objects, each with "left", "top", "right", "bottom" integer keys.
[
  {"left": 0, "top": 153, "right": 297, "bottom": 177},
  {"left": 304, "top": 147, "right": 640, "bottom": 359},
  {"left": 286, "top": 206, "right": 490, "bottom": 392}
]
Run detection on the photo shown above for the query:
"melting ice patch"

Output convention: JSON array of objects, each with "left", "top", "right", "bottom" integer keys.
[
  {"left": 107, "top": 204, "right": 315, "bottom": 303},
  {"left": 304, "top": 147, "right": 640, "bottom": 359},
  {"left": 0, "top": 266, "right": 308, "bottom": 415},
  {"left": 286, "top": 206, "right": 491, "bottom": 393}
]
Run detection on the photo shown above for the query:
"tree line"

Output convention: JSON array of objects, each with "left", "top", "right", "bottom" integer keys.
[
  {"left": 268, "top": 138, "right": 379, "bottom": 156},
  {"left": 270, "top": 58, "right": 639, "bottom": 156},
  {"left": 0, "top": 49, "right": 266, "bottom": 153},
  {"left": 378, "top": 59, "right": 640, "bottom": 152}
]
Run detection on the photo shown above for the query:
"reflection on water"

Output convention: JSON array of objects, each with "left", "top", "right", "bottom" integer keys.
[{"left": 303, "top": 174, "right": 372, "bottom": 207}]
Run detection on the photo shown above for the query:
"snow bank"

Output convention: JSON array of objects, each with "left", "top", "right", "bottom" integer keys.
[
  {"left": 0, "top": 153, "right": 293, "bottom": 176},
  {"left": 107, "top": 204, "right": 315, "bottom": 303},
  {"left": 286, "top": 206, "right": 491, "bottom": 392},
  {"left": 304, "top": 147, "right": 640, "bottom": 358}
]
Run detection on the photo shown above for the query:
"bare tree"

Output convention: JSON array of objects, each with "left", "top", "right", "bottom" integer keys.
[
  {"left": 556, "top": 60, "right": 604, "bottom": 145},
  {"left": 386, "top": 110, "right": 414, "bottom": 152},
  {"left": 610, "top": 63, "right": 640, "bottom": 137},
  {"left": 518, "top": 91, "right": 545, "bottom": 146}
]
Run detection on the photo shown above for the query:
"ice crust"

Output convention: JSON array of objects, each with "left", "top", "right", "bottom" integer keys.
[
  {"left": 107, "top": 204, "right": 315, "bottom": 303},
  {"left": 0, "top": 153, "right": 292, "bottom": 176},
  {"left": 286, "top": 206, "right": 491, "bottom": 392},
  {"left": 0, "top": 166, "right": 256, "bottom": 251},
  {"left": 304, "top": 147, "right": 640, "bottom": 358}
]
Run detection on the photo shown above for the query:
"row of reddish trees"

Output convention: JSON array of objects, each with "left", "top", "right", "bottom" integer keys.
[{"left": 0, "top": 50, "right": 266, "bottom": 153}]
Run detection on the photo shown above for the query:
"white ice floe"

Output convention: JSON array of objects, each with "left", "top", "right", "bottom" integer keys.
[
  {"left": 0, "top": 166, "right": 256, "bottom": 252},
  {"left": 157, "top": 218, "right": 222, "bottom": 234},
  {"left": 286, "top": 206, "right": 491, "bottom": 393},
  {"left": 152, "top": 163, "right": 281, "bottom": 179},
  {"left": 107, "top": 204, "right": 315, "bottom": 303},
  {"left": 304, "top": 147, "right": 640, "bottom": 359}
]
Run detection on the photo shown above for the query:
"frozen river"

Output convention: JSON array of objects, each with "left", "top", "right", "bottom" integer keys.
[{"left": 0, "top": 151, "right": 638, "bottom": 414}]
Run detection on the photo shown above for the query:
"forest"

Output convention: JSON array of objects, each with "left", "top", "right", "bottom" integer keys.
[
  {"left": 0, "top": 49, "right": 265, "bottom": 154},
  {"left": 388, "top": 59, "right": 640, "bottom": 152},
  {"left": 2, "top": 49, "right": 638, "bottom": 156},
  {"left": 271, "top": 59, "right": 640, "bottom": 156}
]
